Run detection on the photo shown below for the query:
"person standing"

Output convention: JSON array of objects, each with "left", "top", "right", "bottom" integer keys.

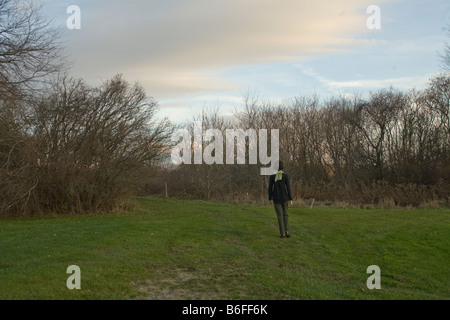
[{"left": 268, "top": 160, "right": 293, "bottom": 238}]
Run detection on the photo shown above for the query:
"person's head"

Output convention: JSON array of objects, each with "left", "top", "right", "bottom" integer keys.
[{"left": 278, "top": 160, "right": 284, "bottom": 171}]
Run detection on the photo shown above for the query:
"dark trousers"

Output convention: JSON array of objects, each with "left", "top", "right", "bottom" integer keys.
[{"left": 274, "top": 201, "right": 290, "bottom": 236}]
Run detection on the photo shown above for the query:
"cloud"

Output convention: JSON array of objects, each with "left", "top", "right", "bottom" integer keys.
[
  {"left": 57, "top": 0, "right": 395, "bottom": 98},
  {"left": 295, "top": 64, "right": 433, "bottom": 94}
]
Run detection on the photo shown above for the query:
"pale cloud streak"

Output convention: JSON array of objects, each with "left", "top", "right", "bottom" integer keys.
[
  {"left": 61, "top": 0, "right": 395, "bottom": 99},
  {"left": 295, "top": 64, "right": 434, "bottom": 94}
]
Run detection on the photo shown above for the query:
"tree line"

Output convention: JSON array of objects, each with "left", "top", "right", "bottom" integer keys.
[
  {"left": 152, "top": 76, "right": 449, "bottom": 208},
  {"left": 0, "top": 0, "right": 172, "bottom": 215},
  {"left": 1, "top": 0, "right": 449, "bottom": 216}
]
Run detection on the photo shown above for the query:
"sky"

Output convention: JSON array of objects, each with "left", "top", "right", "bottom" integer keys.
[{"left": 42, "top": 0, "right": 450, "bottom": 124}]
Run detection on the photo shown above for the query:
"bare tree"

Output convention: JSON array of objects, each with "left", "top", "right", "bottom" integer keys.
[
  {"left": 0, "top": 0, "right": 64, "bottom": 98},
  {"left": 352, "top": 89, "right": 406, "bottom": 181},
  {"left": 0, "top": 74, "right": 173, "bottom": 215},
  {"left": 439, "top": 24, "right": 450, "bottom": 72},
  {"left": 322, "top": 96, "right": 365, "bottom": 186},
  {"left": 0, "top": 97, "right": 39, "bottom": 214}
]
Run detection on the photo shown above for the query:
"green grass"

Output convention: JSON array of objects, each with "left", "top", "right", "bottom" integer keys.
[{"left": 0, "top": 197, "right": 449, "bottom": 300}]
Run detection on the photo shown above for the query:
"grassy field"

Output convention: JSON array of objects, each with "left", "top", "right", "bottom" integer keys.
[{"left": 0, "top": 197, "right": 449, "bottom": 300}]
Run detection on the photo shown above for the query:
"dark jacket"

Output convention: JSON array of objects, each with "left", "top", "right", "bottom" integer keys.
[{"left": 268, "top": 172, "right": 293, "bottom": 203}]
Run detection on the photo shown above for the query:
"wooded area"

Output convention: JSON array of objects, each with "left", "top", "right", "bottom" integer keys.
[
  {"left": 150, "top": 78, "right": 449, "bottom": 208},
  {"left": 1, "top": 0, "right": 449, "bottom": 215}
]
